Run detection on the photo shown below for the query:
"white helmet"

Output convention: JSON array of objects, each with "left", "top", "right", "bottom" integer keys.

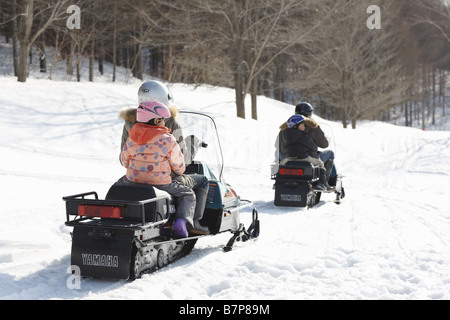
[{"left": 137, "top": 80, "right": 174, "bottom": 106}]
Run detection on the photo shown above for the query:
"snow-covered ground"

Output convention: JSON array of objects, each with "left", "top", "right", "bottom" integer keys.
[{"left": 1, "top": 37, "right": 450, "bottom": 300}]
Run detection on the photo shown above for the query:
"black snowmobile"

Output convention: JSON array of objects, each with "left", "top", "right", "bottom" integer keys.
[
  {"left": 271, "top": 160, "right": 345, "bottom": 208},
  {"left": 63, "top": 111, "right": 260, "bottom": 280}
]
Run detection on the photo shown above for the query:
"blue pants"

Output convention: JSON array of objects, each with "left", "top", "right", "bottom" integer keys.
[
  {"left": 319, "top": 150, "right": 334, "bottom": 163},
  {"left": 174, "top": 174, "right": 209, "bottom": 222}
]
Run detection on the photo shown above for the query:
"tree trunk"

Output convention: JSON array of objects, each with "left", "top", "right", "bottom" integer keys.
[
  {"left": 98, "top": 39, "right": 104, "bottom": 76},
  {"left": 49, "top": 31, "right": 60, "bottom": 80},
  {"left": 39, "top": 35, "right": 46, "bottom": 73},
  {"left": 230, "top": 0, "right": 246, "bottom": 119},
  {"left": 235, "top": 72, "right": 245, "bottom": 118},
  {"left": 443, "top": 70, "right": 446, "bottom": 117},
  {"left": 341, "top": 101, "right": 348, "bottom": 129},
  {"left": 17, "top": 0, "right": 34, "bottom": 82},
  {"left": 76, "top": 45, "right": 81, "bottom": 82},
  {"left": 251, "top": 75, "right": 258, "bottom": 120},
  {"left": 89, "top": 39, "right": 94, "bottom": 82},
  {"left": 12, "top": 0, "right": 19, "bottom": 77},
  {"left": 17, "top": 41, "right": 30, "bottom": 82},
  {"left": 67, "top": 38, "right": 75, "bottom": 76},
  {"left": 112, "top": 27, "right": 117, "bottom": 82}
]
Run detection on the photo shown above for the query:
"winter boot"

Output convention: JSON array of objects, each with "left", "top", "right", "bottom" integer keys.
[
  {"left": 173, "top": 218, "right": 188, "bottom": 239},
  {"left": 189, "top": 180, "right": 210, "bottom": 235},
  {"left": 324, "top": 159, "right": 335, "bottom": 191},
  {"left": 315, "top": 168, "right": 327, "bottom": 191},
  {"left": 190, "top": 221, "right": 210, "bottom": 235}
]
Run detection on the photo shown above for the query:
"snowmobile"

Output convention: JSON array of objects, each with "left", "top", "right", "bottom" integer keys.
[
  {"left": 271, "top": 160, "right": 345, "bottom": 208},
  {"left": 63, "top": 111, "right": 260, "bottom": 280}
]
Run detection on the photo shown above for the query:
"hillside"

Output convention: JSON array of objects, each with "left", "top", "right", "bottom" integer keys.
[{"left": 1, "top": 36, "right": 450, "bottom": 301}]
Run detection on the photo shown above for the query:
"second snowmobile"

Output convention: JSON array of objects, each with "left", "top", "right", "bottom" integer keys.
[{"left": 271, "top": 160, "right": 344, "bottom": 208}]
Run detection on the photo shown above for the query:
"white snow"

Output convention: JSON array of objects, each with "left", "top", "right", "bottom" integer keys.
[{"left": 1, "top": 38, "right": 450, "bottom": 300}]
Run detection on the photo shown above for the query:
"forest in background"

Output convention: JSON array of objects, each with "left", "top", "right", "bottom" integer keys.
[{"left": 1, "top": 0, "right": 450, "bottom": 128}]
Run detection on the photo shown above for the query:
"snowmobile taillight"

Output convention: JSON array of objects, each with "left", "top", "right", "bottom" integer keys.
[
  {"left": 78, "top": 204, "right": 124, "bottom": 219},
  {"left": 280, "top": 168, "right": 303, "bottom": 176}
]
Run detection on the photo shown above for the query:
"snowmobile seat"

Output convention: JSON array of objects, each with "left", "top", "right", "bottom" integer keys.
[
  {"left": 275, "top": 161, "right": 319, "bottom": 181},
  {"left": 185, "top": 160, "right": 216, "bottom": 180},
  {"left": 105, "top": 184, "right": 172, "bottom": 223},
  {"left": 185, "top": 162, "right": 203, "bottom": 175},
  {"left": 105, "top": 184, "right": 157, "bottom": 200}
]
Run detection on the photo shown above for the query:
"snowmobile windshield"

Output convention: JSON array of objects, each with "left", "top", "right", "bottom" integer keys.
[
  {"left": 316, "top": 121, "right": 338, "bottom": 156},
  {"left": 177, "top": 111, "right": 224, "bottom": 182}
]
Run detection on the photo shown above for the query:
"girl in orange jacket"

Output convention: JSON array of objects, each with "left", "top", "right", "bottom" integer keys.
[{"left": 119, "top": 100, "right": 194, "bottom": 238}]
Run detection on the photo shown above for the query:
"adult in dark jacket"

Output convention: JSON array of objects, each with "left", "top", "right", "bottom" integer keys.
[
  {"left": 282, "top": 123, "right": 319, "bottom": 163},
  {"left": 295, "top": 102, "right": 335, "bottom": 190},
  {"left": 280, "top": 115, "right": 330, "bottom": 191}
]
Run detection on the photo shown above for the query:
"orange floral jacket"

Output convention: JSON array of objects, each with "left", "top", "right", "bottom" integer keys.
[{"left": 120, "top": 123, "right": 185, "bottom": 185}]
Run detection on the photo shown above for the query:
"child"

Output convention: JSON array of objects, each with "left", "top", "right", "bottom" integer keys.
[{"left": 118, "top": 100, "right": 195, "bottom": 238}]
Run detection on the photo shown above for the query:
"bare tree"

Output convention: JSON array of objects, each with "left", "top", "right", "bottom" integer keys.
[
  {"left": 407, "top": 0, "right": 450, "bottom": 44},
  {"left": 15, "top": 0, "right": 74, "bottom": 82},
  {"left": 287, "top": 0, "right": 421, "bottom": 128},
  {"left": 393, "top": 0, "right": 450, "bottom": 127},
  {"left": 135, "top": 0, "right": 339, "bottom": 119},
  {"left": 1, "top": 0, "right": 447, "bottom": 129}
]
